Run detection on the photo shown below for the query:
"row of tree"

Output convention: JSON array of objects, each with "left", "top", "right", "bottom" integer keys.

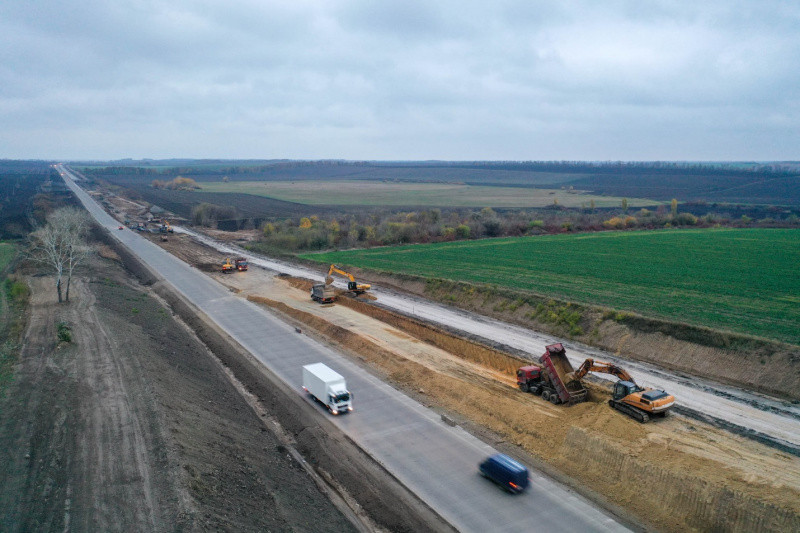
[{"left": 249, "top": 204, "right": 799, "bottom": 253}]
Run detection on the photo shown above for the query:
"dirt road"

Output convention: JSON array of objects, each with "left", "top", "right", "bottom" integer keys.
[{"left": 0, "top": 257, "right": 359, "bottom": 532}]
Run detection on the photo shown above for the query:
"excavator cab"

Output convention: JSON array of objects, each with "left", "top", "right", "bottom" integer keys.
[{"left": 613, "top": 381, "right": 640, "bottom": 401}]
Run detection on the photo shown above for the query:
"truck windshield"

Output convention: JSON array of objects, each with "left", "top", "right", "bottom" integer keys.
[{"left": 332, "top": 392, "right": 350, "bottom": 403}]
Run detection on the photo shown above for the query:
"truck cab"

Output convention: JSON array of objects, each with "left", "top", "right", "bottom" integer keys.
[{"left": 516, "top": 365, "right": 542, "bottom": 392}]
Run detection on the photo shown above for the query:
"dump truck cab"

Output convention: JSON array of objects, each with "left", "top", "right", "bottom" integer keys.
[{"left": 516, "top": 365, "right": 542, "bottom": 392}]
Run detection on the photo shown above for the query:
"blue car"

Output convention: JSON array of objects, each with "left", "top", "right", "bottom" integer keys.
[{"left": 479, "top": 453, "right": 530, "bottom": 493}]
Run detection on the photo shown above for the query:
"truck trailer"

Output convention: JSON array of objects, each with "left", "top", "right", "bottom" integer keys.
[{"left": 302, "top": 363, "right": 353, "bottom": 415}]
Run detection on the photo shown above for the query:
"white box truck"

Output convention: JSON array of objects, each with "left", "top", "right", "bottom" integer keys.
[{"left": 302, "top": 363, "right": 353, "bottom": 415}]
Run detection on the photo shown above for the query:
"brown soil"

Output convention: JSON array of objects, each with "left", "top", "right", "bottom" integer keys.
[{"left": 0, "top": 257, "right": 362, "bottom": 532}]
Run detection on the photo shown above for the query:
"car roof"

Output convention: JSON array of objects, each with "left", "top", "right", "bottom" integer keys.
[{"left": 489, "top": 454, "right": 527, "bottom": 473}]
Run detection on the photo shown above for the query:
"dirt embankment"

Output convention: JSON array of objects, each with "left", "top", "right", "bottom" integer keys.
[{"left": 358, "top": 270, "right": 800, "bottom": 402}]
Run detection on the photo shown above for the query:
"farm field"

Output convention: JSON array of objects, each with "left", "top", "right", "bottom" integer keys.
[
  {"left": 198, "top": 180, "right": 658, "bottom": 208},
  {"left": 301, "top": 228, "right": 800, "bottom": 345}
]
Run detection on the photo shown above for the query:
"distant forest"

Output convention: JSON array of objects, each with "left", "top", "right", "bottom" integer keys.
[{"left": 0, "top": 161, "right": 61, "bottom": 238}]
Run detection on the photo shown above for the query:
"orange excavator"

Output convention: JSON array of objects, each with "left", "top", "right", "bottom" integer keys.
[
  {"left": 326, "top": 265, "right": 370, "bottom": 295},
  {"left": 571, "top": 359, "right": 675, "bottom": 423}
]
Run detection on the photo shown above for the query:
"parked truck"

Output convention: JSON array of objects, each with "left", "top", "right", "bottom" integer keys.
[
  {"left": 234, "top": 257, "right": 248, "bottom": 271},
  {"left": 516, "top": 343, "right": 588, "bottom": 405},
  {"left": 302, "top": 363, "right": 353, "bottom": 415},
  {"left": 311, "top": 283, "right": 335, "bottom": 303}
]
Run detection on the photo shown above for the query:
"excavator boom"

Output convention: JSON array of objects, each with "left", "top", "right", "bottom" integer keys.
[
  {"left": 326, "top": 265, "right": 371, "bottom": 294},
  {"left": 572, "top": 358, "right": 635, "bottom": 383}
]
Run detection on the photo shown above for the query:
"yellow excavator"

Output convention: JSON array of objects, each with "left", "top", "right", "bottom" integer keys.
[
  {"left": 570, "top": 359, "right": 675, "bottom": 423},
  {"left": 327, "top": 264, "right": 370, "bottom": 295}
]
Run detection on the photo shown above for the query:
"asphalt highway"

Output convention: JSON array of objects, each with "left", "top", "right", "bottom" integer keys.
[{"left": 57, "top": 167, "right": 631, "bottom": 531}]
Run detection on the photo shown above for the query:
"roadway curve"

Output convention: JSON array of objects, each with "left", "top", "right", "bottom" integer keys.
[{"left": 57, "top": 167, "right": 632, "bottom": 531}]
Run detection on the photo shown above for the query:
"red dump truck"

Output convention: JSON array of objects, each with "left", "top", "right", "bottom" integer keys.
[{"left": 516, "top": 343, "right": 588, "bottom": 405}]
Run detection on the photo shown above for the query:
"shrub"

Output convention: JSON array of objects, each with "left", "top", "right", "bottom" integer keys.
[{"left": 57, "top": 322, "right": 72, "bottom": 343}]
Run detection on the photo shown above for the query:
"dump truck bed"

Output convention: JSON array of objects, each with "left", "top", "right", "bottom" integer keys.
[{"left": 539, "top": 343, "right": 588, "bottom": 405}]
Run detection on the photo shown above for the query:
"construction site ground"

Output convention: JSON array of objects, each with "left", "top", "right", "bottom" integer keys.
[{"left": 155, "top": 228, "right": 800, "bottom": 532}]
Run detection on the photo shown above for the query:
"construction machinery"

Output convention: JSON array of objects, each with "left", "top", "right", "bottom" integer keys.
[
  {"left": 571, "top": 358, "right": 675, "bottom": 423},
  {"left": 311, "top": 283, "right": 335, "bottom": 303},
  {"left": 234, "top": 257, "right": 248, "bottom": 271},
  {"left": 516, "top": 343, "right": 588, "bottom": 405},
  {"left": 222, "top": 257, "right": 235, "bottom": 273},
  {"left": 159, "top": 220, "right": 174, "bottom": 233},
  {"left": 326, "top": 264, "right": 370, "bottom": 295}
]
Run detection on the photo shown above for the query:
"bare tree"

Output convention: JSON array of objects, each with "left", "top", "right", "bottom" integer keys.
[{"left": 29, "top": 207, "right": 92, "bottom": 303}]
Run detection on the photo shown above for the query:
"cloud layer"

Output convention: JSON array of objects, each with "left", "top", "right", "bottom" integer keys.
[{"left": 2, "top": 1, "right": 798, "bottom": 160}]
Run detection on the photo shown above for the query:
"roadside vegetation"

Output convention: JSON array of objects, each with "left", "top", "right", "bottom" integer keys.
[
  {"left": 0, "top": 243, "right": 29, "bottom": 398},
  {"left": 302, "top": 228, "right": 800, "bottom": 345}
]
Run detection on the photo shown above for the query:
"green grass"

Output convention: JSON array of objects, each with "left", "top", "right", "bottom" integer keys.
[
  {"left": 198, "top": 180, "right": 658, "bottom": 208},
  {"left": 0, "top": 242, "right": 15, "bottom": 272},
  {"left": 301, "top": 228, "right": 800, "bottom": 345}
]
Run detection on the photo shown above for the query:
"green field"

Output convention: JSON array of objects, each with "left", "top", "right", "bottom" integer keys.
[
  {"left": 301, "top": 229, "right": 800, "bottom": 345},
  {"left": 199, "top": 180, "right": 658, "bottom": 208}
]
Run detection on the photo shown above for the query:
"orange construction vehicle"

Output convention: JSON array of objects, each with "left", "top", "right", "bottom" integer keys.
[
  {"left": 571, "top": 358, "right": 675, "bottom": 423},
  {"left": 222, "top": 257, "right": 235, "bottom": 273},
  {"left": 327, "top": 264, "right": 370, "bottom": 295}
]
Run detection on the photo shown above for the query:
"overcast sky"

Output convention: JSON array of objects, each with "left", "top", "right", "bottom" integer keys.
[{"left": 1, "top": 1, "right": 798, "bottom": 161}]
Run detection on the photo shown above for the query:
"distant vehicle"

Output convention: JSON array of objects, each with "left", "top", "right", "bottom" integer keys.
[
  {"left": 222, "top": 257, "right": 235, "bottom": 273},
  {"left": 311, "top": 283, "right": 335, "bottom": 303},
  {"left": 479, "top": 454, "right": 529, "bottom": 493},
  {"left": 302, "top": 363, "right": 353, "bottom": 415},
  {"left": 118, "top": 226, "right": 124, "bottom": 230},
  {"left": 234, "top": 257, "right": 248, "bottom": 271}
]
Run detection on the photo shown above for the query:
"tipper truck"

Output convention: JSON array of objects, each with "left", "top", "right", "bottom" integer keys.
[
  {"left": 311, "top": 283, "right": 335, "bottom": 303},
  {"left": 516, "top": 343, "right": 588, "bottom": 405},
  {"left": 302, "top": 363, "right": 353, "bottom": 415}
]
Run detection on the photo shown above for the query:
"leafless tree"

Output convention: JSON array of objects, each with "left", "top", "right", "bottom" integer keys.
[{"left": 29, "top": 207, "right": 93, "bottom": 302}]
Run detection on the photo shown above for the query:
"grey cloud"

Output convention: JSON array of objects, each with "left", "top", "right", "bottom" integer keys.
[{"left": 0, "top": 0, "right": 798, "bottom": 160}]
